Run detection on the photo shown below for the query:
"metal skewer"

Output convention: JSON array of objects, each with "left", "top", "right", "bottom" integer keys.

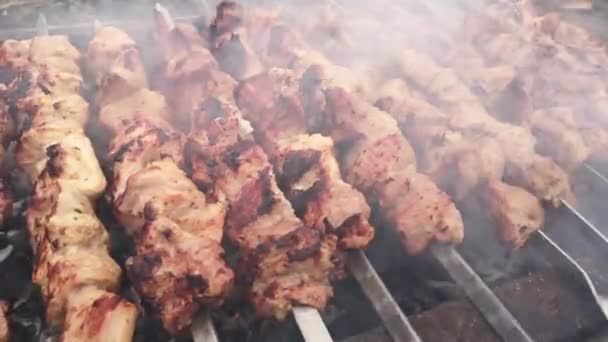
[
  {"left": 347, "top": 250, "right": 421, "bottom": 342},
  {"left": 430, "top": 244, "right": 535, "bottom": 342}
]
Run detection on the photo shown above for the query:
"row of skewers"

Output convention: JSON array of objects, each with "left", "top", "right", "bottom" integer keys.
[{"left": 0, "top": 0, "right": 607, "bottom": 340}]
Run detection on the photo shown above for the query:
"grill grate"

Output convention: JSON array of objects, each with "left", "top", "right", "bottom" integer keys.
[{"left": 5, "top": 3, "right": 608, "bottom": 342}]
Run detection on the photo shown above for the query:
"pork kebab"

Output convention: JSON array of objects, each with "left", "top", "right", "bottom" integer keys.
[
  {"left": 85, "top": 25, "right": 234, "bottom": 334},
  {"left": 206, "top": 1, "right": 464, "bottom": 255},
  {"left": 234, "top": 4, "right": 553, "bottom": 250},
  {"left": 154, "top": 6, "right": 362, "bottom": 320},
  {"left": 0, "top": 35, "right": 138, "bottom": 340}
]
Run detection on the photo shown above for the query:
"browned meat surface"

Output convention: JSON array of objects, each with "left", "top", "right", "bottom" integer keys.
[
  {"left": 529, "top": 108, "right": 590, "bottom": 172},
  {"left": 375, "top": 78, "right": 544, "bottom": 249},
  {"left": 0, "top": 301, "right": 8, "bottom": 342},
  {"left": 126, "top": 215, "right": 233, "bottom": 333},
  {"left": 394, "top": 49, "right": 574, "bottom": 207},
  {"left": 186, "top": 100, "right": 336, "bottom": 319},
  {"left": 483, "top": 180, "right": 544, "bottom": 249},
  {"left": 272, "top": 134, "right": 374, "bottom": 249},
  {"left": 88, "top": 25, "right": 233, "bottom": 333},
  {"left": 375, "top": 78, "right": 505, "bottom": 201},
  {"left": 0, "top": 35, "right": 140, "bottom": 339},
  {"left": 234, "top": 71, "right": 375, "bottom": 249},
  {"left": 321, "top": 86, "right": 463, "bottom": 254},
  {"left": 222, "top": 6, "right": 463, "bottom": 255},
  {"left": 61, "top": 287, "right": 138, "bottom": 342}
]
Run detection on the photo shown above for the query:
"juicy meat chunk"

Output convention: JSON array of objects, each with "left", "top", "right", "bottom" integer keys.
[
  {"left": 114, "top": 157, "right": 226, "bottom": 242},
  {"left": 371, "top": 172, "right": 464, "bottom": 255},
  {"left": 126, "top": 216, "right": 233, "bottom": 334},
  {"left": 33, "top": 245, "right": 122, "bottom": 328},
  {"left": 246, "top": 227, "right": 336, "bottom": 319},
  {"left": 505, "top": 154, "right": 574, "bottom": 207},
  {"left": 529, "top": 108, "right": 590, "bottom": 172},
  {"left": 61, "top": 287, "right": 138, "bottom": 342},
  {"left": 187, "top": 108, "right": 336, "bottom": 318},
  {"left": 272, "top": 134, "right": 374, "bottom": 249},
  {"left": 323, "top": 87, "right": 417, "bottom": 191},
  {"left": 484, "top": 180, "right": 544, "bottom": 249}
]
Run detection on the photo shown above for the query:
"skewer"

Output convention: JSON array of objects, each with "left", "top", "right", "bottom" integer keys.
[
  {"left": 347, "top": 250, "right": 421, "bottom": 342},
  {"left": 430, "top": 244, "right": 535, "bottom": 342},
  {"left": 536, "top": 231, "right": 608, "bottom": 318},
  {"left": 191, "top": 312, "right": 220, "bottom": 342},
  {"left": 293, "top": 307, "right": 334, "bottom": 342},
  {"left": 35, "top": 13, "right": 48, "bottom": 35}
]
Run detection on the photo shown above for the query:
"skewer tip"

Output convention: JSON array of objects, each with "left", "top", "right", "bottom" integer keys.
[
  {"left": 154, "top": 2, "right": 176, "bottom": 31},
  {"left": 36, "top": 13, "right": 49, "bottom": 36},
  {"left": 93, "top": 18, "right": 104, "bottom": 31}
]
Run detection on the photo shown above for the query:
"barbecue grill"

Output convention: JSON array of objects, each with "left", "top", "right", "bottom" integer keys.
[{"left": 1, "top": 0, "right": 608, "bottom": 341}]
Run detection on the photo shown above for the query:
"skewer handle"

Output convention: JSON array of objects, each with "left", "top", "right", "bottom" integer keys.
[{"left": 293, "top": 306, "right": 333, "bottom": 342}]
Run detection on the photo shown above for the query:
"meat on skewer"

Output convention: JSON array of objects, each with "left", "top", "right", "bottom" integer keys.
[
  {"left": 87, "top": 25, "right": 233, "bottom": 334},
  {"left": 0, "top": 35, "right": 139, "bottom": 341},
  {"left": 0, "top": 301, "right": 8, "bottom": 342},
  {"left": 392, "top": 49, "right": 574, "bottom": 207},
  {"left": 208, "top": 2, "right": 463, "bottom": 255},
  {"left": 375, "top": 77, "right": 544, "bottom": 249},
  {"left": 154, "top": 10, "right": 339, "bottom": 319}
]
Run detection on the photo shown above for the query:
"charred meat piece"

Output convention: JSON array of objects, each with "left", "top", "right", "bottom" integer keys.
[
  {"left": 371, "top": 171, "right": 464, "bottom": 254},
  {"left": 126, "top": 216, "right": 233, "bottom": 334},
  {"left": 61, "top": 287, "right": 138, "bottom": 342},
  {"left": 89, "top": 25, "right": 233, "bottom": 333},
  {"left": 272, "top": 134, "right": 374, "bottom": 249},
  {"left": 483, "top": 180, "right": 544, "bottom": 249},
  {"left": 233, "top": 70, "right": 374, "bottom": 249},
  {"left": 187, "top": 100, "right": 336, "bottom": 319}
]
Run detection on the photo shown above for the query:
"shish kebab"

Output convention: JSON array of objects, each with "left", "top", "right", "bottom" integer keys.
[
  {"left": 153, "top": 3, "right": 379, "bottom": 333},
  {"left": 85, "top": 24, "right": 234, "bottom": 334},
  {"left": 154, "top": 5, "right": 419, "bottom": 342},
  {"left": 200, "top": 3, "right": 535, "bottom": 341},
  {"left": 0, "top": 21, "right": 138, "bottom": 341},
  {"left": 442, "top": 0, "right": 608, "bottom": 171},
  {"left": 207, "top": 1, "right": 465, "bottom": 256},
  {"left": 252, "top": 2, "right": 565, "bottom": 250}
]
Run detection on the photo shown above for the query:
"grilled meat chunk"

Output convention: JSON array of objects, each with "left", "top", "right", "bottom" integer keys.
[
  {"left": 272, "top": 134, "right": 374, "bottom": 249},
  {"left": 529, "top": 108, "right": 590, "bottom": 172},
  {"left": 320, "top": 86, "right": 463, "bottom": 254},
  {"left": 126, "top": 215, "right": 233, "bottom": 334},
  {"left": 483, "top": 180, "right": 544, "bottom": 249},
  {"left": 375, "top": 78, "right": 505, "bottom": 200},
  {"left": 233, "top": 71, "right": 375, "bottom": 249},
  {"left": 61, "top": 287, "right": 138, "bottom": 342},
  {"left": 187, "top": 101, "right": 336, "bottom": 319}
]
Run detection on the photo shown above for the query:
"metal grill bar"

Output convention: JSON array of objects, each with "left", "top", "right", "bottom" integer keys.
[
  {"left": 347, "top": 250, "right": 421, "bottom": 342},
  {"left": 430, "top": 244, "right": 535, "bottom": 342}
]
